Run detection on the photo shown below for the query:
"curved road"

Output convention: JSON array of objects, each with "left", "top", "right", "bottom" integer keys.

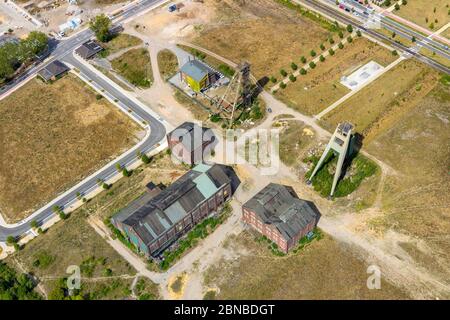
[{"left": 0, "top": 0, "right": 170, "bottom": 241}]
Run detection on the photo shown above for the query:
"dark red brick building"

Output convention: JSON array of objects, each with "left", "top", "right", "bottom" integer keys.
[{"left": 242, "top": 183, "right": 321, "bottom": 253}]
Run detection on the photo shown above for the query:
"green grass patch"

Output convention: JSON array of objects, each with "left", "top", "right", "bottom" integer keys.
[
  {"left": 111, "top": 48, "right": 153, "bottom": 88},
  {"left": 304, "top": 152, "right": 378, "bottom": 198}
]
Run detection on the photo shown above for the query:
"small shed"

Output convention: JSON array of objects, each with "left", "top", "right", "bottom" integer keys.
[
  {"left": 38, "top": 60, "right": 70, "bottom": 82},
  {"left": 75, "top": 40, "right": 103, "bottom": 59}
]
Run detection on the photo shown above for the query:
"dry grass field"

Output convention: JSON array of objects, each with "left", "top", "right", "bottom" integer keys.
[
  {"left": 111, "top": 48, "right": 153, "bottom": 88},
  {"left": 395, "top": 0, "right": 450, "bottom": 31},
  {"left": 321, "top": 59, "right": 440, "bottom": 143},
  {"left": 275, "top": 37, "right": 397, "bottom": 116},
  {"left": 191, "top": 0, "right": 333, "bottom": 80},
  {"left": 6, "top": 209, "right": 159, "bottom": 300},
  {"left": 0, "top": 75, "right": 142, "bottom": 223},
  {"left": 365, "top": 78, "right": 450, "bottom": 283},
  {"left": 203, "top": 231, "right": 411, "bottom": 299},
  {"left": 102, "top": 34, "right": 142, "bottom": 56},
  {"left": 157, "top": 49, "right": 179, "bottom": 80}
]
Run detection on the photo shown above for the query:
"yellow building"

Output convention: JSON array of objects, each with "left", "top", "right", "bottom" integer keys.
[{"left": 180, "top": 59, "right": 212, "bottom": 92}]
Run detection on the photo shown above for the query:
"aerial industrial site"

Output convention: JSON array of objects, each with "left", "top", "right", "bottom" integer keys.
[{"left": 0, "top": 0, "right": 448, "bottom": 309}]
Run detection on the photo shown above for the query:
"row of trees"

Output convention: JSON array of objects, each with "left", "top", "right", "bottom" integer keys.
[
  {"left": 0, "top": 31, "right": 48, "bottom": 84},
  {"left": 274, "top": 24, "right": 358, "bottom": 89}
]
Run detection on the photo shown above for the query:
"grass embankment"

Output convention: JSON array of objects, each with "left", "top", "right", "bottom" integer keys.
[
  {"left": 100, "top": 33, "right": 142, "bottom": 57},
  {"left": 111, "top": 48, "right": 153, "bottom": 88}
]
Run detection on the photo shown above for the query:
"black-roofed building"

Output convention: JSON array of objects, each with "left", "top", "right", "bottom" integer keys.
[
  {"left": 242, "top": 183, "right": 321, "bottom": 253},
  {"left": 167, "top": 122, "right": 216, "bottom": 165},
  {"left": 111, "top": 163, "right": 235, "bottom": 258},
  {"left": 38, "top": 60, "right": 70, "bottom": 82},
  {"left": 75, "top": 39, "right": 103, "bottom": 59}
]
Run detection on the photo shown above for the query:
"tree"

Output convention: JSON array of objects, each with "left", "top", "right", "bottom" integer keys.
[
  {"left": 320, "top": 43, "right": 325, "bottom": 50},
  {"left": 329, "top": 37, "right": 335, "bottom": 44},
  {"left": 141, "top": 153, "right": 151, "bottom": 164},
  {"left": 338, "top": 42, "right": 344, "bottom": 49},
  {"left": 346, "top": 24, "right": 353, "bottom": 33},
  {"left": 299, "top": 68, "right": 307, "bottom": 75},
  {"left": 383, "top": 0, "right": 391, "bottom": 6},
  {"left": 356, "top": 30, "right": 362, "bottom": 37},
  {"left": 319, "top": 55, "right": 325, "bottom": 62},
  {"left": 30, "top": 220, "right": 38, "bottom": 230},
  {"left": 402, "top": 0, "right": 407, "bottom": 4},
  {"left": 0, "top": 262, "right": 41, "bottom": 300},
  {"left": 310, "top": 50, "right": 316, "bottom": 57},
  {"left": 280, "top": 69, "right": 287, "bottom": 77},
  {"left": 347, "top": 36, "right": 353, "bottom": 43},
  {"left": 290, "top": 62, "right": 298, "bottom": 70},
  {"left": 411, "top": 36, "right": 416, "bottom": 42},
  {"left": 392, "top": 50, "right": 398, "bottom": 56},
  {"left": 300, "top": 56, "right": 307, "bottom": 63},
  {"left": 392, "top": 32, "right": 396, "bottom": 38},
  {"left": 289, "top": 74, "right": 296, "bottom": 82},
  {"left": 280, "top": 82, "right": 286, "bottom": 89},
  {"left": 309, "top": 61, "right": 316, "bottom": 69},
  {"left": 6, "top": 236, "right": 16, "bottom": 246},
  {"left": 328, "top": 48, "right": 335, "bottom": 56},
  {"left": 270, "top": 76, "right": 277, "bottom": 83},
  {"left": 115, "top": 163, "right": 122, "bottom": 172},
  {"left": 89, "top": 14, "right": 111, "bottom": 42},
  {"left": 338, "top": 31, "right": 344, "bottom": 39},
  {"left": 394, "top": 4, "right": 400, "bottom": 10},
  {"left": 21, "top": 31, "right": 48, "bottom": 55}
]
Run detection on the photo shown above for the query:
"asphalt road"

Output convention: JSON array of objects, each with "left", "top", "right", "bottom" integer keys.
[
  {"left": 0, "top": 0, "right": 169, "bottom": 240},
  {"left": 301, "top": 0, "right": 450, "bottom": 74},
  {"left": 0, "top": 0, "right": 167, "bottom": 97},
  {"left": 338, "top": 0, "right": 450, "bottom": 59}
]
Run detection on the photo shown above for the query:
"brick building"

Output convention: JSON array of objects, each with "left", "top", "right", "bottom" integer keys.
[
  {"left": 242, "top": 183, "right": 321, "bottom": 253},
  {"left": 167, "top": 122, "right": 216, "bottom": 165},
  {"left": 111, "top": 163, "right": 235, "bottom": 258}
]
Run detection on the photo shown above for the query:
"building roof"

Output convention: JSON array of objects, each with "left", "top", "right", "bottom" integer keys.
[
  {"left": 180, "top": 59, "right": 210, "bottom": 82},
  {"left": 167, "top": 122, "right": 215, "bottom": 152},
  {"left": 113, "top": 163, "right": 233, "bottom": 249},
  {"left": 75, "top": 40, "right": 103, "bottom": 59},
  {"left": 38, "top": 60, "right": 69, "bottom": 81},
  {"left": 243, "top": 183, "right": 320, "bottom": 241}
]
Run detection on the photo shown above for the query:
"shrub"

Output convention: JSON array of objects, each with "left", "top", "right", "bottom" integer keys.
[
  {"left": 280, "top": 69, "right": 287, "bottom": 77},
  {"left": 309, "top": 61, "right": 316, "bottom": 69},
  {"left": 395, "top": 4, "right": 400, "bottom": 10},
  {"left": 392, "top": 50, "right": 398, "bottom": 56},
  {"left": 347, "top": 36, "right": 353, "bottom": 43},
  {"left": 320, "top": 43, "right": 325, "bottom": 50},
  {"left": 346, "top": 24, "right": 353, "bottom": 33},
  {"left": 300, "top": 56, "right": 307, "bottom": 63},
  {"left": 289, "top": 74, "right": 296, "bottom": 82},
  {"left": 280, "top": 82, "right": 287, "bottom": 89},
  {"left": 299, "top": 68, "right": 307, "bottom": 75},
  {"left": 310, "top": 50, "right": 317, "bottom": 57},
  {"left": 319, "top": 55, "right": 325, "bottom": 62},
  {"left": 338, "top": 42, "right": 344, "bottom": 49},
  {"left": 290, "top": 62, "right": 298, "bottom": 70},
  {"left": 329, "top": 37, "right": 335, "bottom": 44},
  {"left": 270, "top": 76, "right": 277, "bottom": 83},
  {"left": 356, "top": 30, "right": 362, "bottom": 37},
  {"left": 328, "top": 48, "right": 335, "bottom": 55},
  {"left": 338, "top": 31, "right": 344, "bottom": 38}
]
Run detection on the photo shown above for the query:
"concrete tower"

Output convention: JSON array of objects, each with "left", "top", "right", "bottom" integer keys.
[{"left": 307, "top": 122, "right": 354, "bottom": 198}]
